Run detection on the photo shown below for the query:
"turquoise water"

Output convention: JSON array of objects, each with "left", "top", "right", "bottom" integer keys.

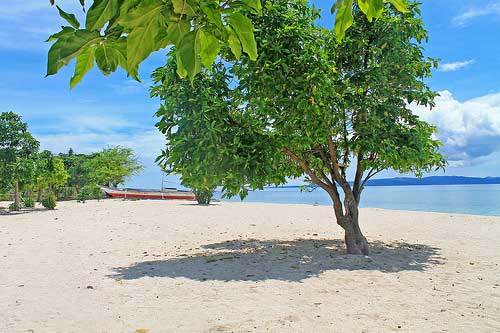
[{"left": 218, "top": 184, "right": 500, "bottom": 216}]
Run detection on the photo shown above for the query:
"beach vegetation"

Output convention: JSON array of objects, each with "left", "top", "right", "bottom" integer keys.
[
  {"left": 152, "top": 0, "right": 445, "bottom": 254},
  {"left": 193, "top": 186, "right": 216, "bottom": 205},
  {"left": 41, "top": 193, "right": 57, "bottom": 210},
  {"left": 0, "top": 114, "right": 142, "bottom": 209},
  {"left": 0, "top": 112, "right": 40, "bottom": 211},
  {"left": 151, "top": 60, "right": 234, "bottom": 204},
  {"left": 34, "top": 150, "right": 70, "bottom": 202},
  {"left": 83, "top": 147, "right": 143, "bottom": 187},
  {"left": 58, "top": 149, "right": 93, "bottom": 194},
  {"left": 22, "top": 196, "right": 36, "bottom": 208},
  {"left": 76, "top": 184, "right": 104, "bottom": 202}
]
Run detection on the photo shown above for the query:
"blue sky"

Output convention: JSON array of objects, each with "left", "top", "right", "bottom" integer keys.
[{"left": 1, "top": 0, "right": 500, "bottom": 188}]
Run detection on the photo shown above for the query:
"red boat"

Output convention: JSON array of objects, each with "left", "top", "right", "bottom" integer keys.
[{"left": 101, "top": 186, "right": 196, "bottom": 200}]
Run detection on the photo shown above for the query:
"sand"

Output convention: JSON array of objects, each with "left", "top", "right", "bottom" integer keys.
[{"left": 1, "top": 199, "right": 499, "bottom": 332}]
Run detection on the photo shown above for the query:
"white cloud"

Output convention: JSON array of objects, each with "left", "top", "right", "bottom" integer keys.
[
  {"left": 26, "top": 108, "right": 165, "bottom": 159},
  {"left": 36, "top": 129, "right": 165, "bottom": 159},
  {"left": 0, "top": 0, "right": 84, "bottom": 52},
  {"left": 439, "top": 60, "right": 474, "bottom": 72},
  {"left": 109, "top": 79, "right": 152, "bottom": 95},
  {"left": 411, "top": 90, "right": 500, "bottom": 166},
  {"left": 0, "top": 0, "right": 82, "bottom": 17},
  {"left": 453, "top": 2, "right": 500, "bottom": 26}
]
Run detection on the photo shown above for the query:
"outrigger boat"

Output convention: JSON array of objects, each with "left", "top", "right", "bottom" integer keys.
[{"left": 101, "top": 186, "right": 196, "bottom": 200}]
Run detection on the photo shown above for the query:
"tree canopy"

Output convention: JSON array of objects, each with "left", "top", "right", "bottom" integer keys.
[
  {"left": 46, "top": 0, "right": 409, "bottom": 87},
  {"left": 34, "top": 150, "right": 70, "bottom": 197},
  {"left": 83, "top": 146, "right": 143, "bottom": 187},
  {"left": 0, "top": 112, "right": 40, "bottom": 210},
  {"left": 151, "top": 0, "right": 446, "bottom": 254}
]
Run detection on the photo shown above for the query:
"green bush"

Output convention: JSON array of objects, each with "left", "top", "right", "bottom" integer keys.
[
  {"left": 22, "top": 196, "right": 36, "bottom": 208},
  {"left": 58, "top": 186, "right": 75, "bottom": 200},
  {"left": 193, "top": 187, "right": 215, "bottom": 205},
  {"left": 8, "top": 202, "right": 17, "bottom": 211},
  {"left": 41, "top": 194, "right": 57, "bottom": 210},
  {"left": 76, "top": 184, "right": 104, "bottom": 203}
]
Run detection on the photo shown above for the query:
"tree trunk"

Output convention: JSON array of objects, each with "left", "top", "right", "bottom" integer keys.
[
  {"left": 14, "top": 181, "right": 20, "bottom": 211},
  {"left": 37, "top": 187, "right": 43, "bottom": 202},
  {"left": 342, "top": 215, "right": 369, "bottom": 255}
]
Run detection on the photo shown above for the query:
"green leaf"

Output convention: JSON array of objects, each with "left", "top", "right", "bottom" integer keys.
[
  {"left": 56, "top": 5, "right": 80, "bottom": 29},
  {"left": 331, "top": 0, "right": 345, "bottom": 14},
  {"left": 199, "top": 30, "right": 220, "bottom": 68},
  {"left": 388, "top": 0, "right": 409, "bottom": 12},
  {"left": 358, "top": 0, "right": 384, "bottom": 22},
  {"left": 158, "top": 19, "right": 190, "bottom": 48},
  {"left": 227, "top": 28, "right": 242, "bottom": 59},
  {"left": 70, "top": 46, "right": 96, "bottom": 89},
  {"left": 119, "top": 0, "right": 167, "bottom": 77},
  {"left": 242, "top": 0, "right": 262, "bottom": 13},
  {"left": 201, "top": 5, "right": 223, "bottom": 29},
  {"left": 171, "top": 0, "right": 195, "bottom": 16},
  {"left": 94, "top": 40, "right": 126, "bottom": 75},
  {"left": 176, "top": 30, "right": 202, "bottom": 81},
  {"left": 46, "top": 26, "right": 75, "bottom": 42},
  {"left": 226, "top": 13, "right": 257, "bottom": 60},
  {"left": 86, "top": 0, "right": 120, "bottom": 30},
  {"left": 334, "top": 0, "right": 354, "bottom": 41},
  {"left": 175, "top": 50, "right": 188, "bottom": 78},
  {"left": 46, "top": 29, "right": 101, "bottom": 76}
]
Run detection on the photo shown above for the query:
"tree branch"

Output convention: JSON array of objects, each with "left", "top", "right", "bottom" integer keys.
[
  {"left": 314, "top": 145, "right": 335, "bottom": 176},
  {"left": 327, "top": 137, "right": 357, "bottom": 209},
  {"left": 283, "top": 146, "right": 344, "bottom": 219},
  {"left": 353, "top": 149, "right": 364, "bottom": 203},
  {"left": 282, "top": 147, "right": 329, "bottom": 192},
  {"left": 360, "top": 167, "right": 383, "bottom": 190}
]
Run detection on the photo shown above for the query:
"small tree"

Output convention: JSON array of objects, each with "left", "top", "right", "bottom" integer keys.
[
  {"left": 84, "top": 146, "right": 143, "bottom": 187},
  {"left": 34, "top": 150, "right": 69, "bottom": 202},
  {"left": 153, "top": 0, "right": 445, "bottom": 254},
  {"left": 0, "top": 112, "right": 40, "bottom": 211},
  {"left": 59, "top": 149, "right": 92, "bottom": 194},
  {"left": 152, "top": 60, "right": 240, "bottom": 204}
]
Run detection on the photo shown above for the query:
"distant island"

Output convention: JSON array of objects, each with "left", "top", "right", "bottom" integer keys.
[
  {"left": 269, "top": 176, "right": 500, "bottom": 188},
  {"left": 363, "top": 176, "right": 500, "bottom": 186}
]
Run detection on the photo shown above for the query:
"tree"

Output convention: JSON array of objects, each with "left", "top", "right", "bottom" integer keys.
[
  {"left": 0, "top": 112, "right": 40, "bottom": 210},
  {"left": 59, "top": 149, "right": 92, "bottom": 194},
  {"left": 34, "top": 150, "right": 70, "bottom": 201},
  {"left": 84, "top": 146, "right": 143, "bottom": 187},
  {"left": 46, "top": 0, "right": 408, "bottom": 87},
  {"left": 152, "top": 55, "right": 286, "bottom": 203},
  {"left": 152, "top": 60, "right": 250, "bottom": 204},
  {"left": 152, "top": 0, "right": 445, "bottom": 254}
]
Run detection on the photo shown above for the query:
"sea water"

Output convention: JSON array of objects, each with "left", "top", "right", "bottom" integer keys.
[{"left": 218, "top": 184, "right": 500, "bottom": 216}]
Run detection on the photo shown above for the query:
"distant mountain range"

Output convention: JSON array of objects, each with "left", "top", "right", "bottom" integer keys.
[
  {"left": 364, "top": 176, "right": 500, "bottom": 186},
  {"left": 270, "top": 176, "right": 500, "bottom": 188}
]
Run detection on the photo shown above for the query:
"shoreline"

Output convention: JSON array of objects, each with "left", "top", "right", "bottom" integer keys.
[{"left": 3, "top": 198, "right": 500, "bottom": 218}]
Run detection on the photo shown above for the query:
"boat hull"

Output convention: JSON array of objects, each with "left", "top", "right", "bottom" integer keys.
[{"left": 101, "top": 187, "right": 196, "bottom": 200}]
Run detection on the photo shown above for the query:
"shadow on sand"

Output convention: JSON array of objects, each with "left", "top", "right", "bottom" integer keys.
[
  {"left": 0, "top": 207, "right": 48, "bottom": 216},
  {"left": 110, "top": 238, "right": 444, "bottom": 282}
]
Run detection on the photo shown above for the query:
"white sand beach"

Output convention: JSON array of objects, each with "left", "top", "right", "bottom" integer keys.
[{"left": 1, "top": 199, "right": 499, "bottom": 332}]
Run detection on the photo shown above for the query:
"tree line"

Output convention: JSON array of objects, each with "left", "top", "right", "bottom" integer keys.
[{"left": 0, "top": 111, "right": 143, "bottom": 211}]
